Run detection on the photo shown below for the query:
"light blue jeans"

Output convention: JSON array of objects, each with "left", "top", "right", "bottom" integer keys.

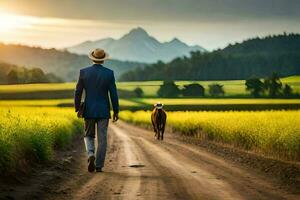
[{"left": 84, "top": 119, "right": 109, "bottom": 168}]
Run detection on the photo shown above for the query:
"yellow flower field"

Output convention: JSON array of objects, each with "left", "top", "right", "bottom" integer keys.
[
  {"left": 0, "top": 107, "right": 83, "bottom": 173},
  {"left": 119, "top": 110, "right": 300, "bottom": 161}
]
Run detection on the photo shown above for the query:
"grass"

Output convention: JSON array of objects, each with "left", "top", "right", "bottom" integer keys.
[
  {"left": 119, "top": 110, "right": 300, "bottom": 161},
  {"left": 1, "top": 75, "right": 299, "bottom": 98},
  {"left": 0, "top": 107, "right": 83, "bottom": 174}
]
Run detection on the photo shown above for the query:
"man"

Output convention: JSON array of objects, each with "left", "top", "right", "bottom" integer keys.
[{"left": 74, "top": 48, "right": 119, "bottom": 173}]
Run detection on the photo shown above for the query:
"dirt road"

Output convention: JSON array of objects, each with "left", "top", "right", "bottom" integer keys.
[{"left": 2, "top": 121, "right": 299, "bottom": 200}]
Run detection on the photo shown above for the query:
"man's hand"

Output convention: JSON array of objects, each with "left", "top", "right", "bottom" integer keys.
[{"left": 113, "top": 113, "right": 119, "bottom": 122}]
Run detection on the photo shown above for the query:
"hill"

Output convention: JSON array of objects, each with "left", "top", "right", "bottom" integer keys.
[
  {"left": 67, "top": 27, "right": 206, "bottom": 63},
  {"left": 221, "top": 33, "right": 300, "bottom": 55},
  {"left": 0, "top": 43, "right": 144, "bottom": 81},
  {"left": 119, "top": 33, "right": 300, "bottom": 81}
]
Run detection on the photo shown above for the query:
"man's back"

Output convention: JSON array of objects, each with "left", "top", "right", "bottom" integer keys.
[{"left": 74, "top": 64, "right": 119, "bottom": 119}]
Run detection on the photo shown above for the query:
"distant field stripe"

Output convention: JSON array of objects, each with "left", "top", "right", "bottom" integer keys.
[
  {"left": 0, "top": 99, "right": 141, "bottom": 108},
  {"left": 137, "top": 98, "right": 300, "bottom": 105},
  {"left": 0, "top": 99, "right": 73, "bottom": 107},
  {"left": 0, "top": 83, "right": 76, "bottom": 92}
]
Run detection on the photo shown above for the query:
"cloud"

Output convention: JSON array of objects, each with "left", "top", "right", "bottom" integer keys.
[{"left": 1, "top": 0, "right": 300, "bottom": 22}]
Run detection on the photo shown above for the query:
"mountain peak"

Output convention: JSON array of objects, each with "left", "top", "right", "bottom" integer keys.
[
  {"left": 170, "top": 37, "right": 181, "bottom": 43},
  {"left": 168, "top": 37, "right": 186, "bottom": 45},
  {"left": 126, "top": 27, "right": 149, "bottom": 38}
]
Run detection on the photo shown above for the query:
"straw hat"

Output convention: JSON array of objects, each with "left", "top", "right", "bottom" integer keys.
[{"left": 88, "top": 48, "right": 109, "bottom": 62}]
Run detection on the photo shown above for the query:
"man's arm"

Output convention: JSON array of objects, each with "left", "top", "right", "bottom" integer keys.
[
  {"left": 109, "top": 71, "right": 119, "bottom": 120},
  {"left": 74, "top": 70, "right": 84, "bottom": 112}
]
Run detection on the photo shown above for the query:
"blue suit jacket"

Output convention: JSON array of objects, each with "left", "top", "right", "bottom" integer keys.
[{"left": 74, "top": 64, "right": 119, "bottom": 119}]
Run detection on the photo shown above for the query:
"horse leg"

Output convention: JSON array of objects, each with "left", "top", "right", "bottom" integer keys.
[
  {"left": 157, "top": 128, "right": 161, "bottom": 140},
  {"left": 158, "top": 125, "right": 162, "bottom": 140}
]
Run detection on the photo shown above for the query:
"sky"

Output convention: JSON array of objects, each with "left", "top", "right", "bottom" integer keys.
[{"left": 0, "top": 0, "right": 299, "bottom": 50}]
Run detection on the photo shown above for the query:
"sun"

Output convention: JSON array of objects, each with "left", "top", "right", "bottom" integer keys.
[{"left": 0, "top": 12, "right": 29, "bottom": 32}]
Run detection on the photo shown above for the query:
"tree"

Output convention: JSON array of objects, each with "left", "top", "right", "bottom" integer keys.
[
  {"left": 182, "top": 83, "right": 205, "bottom": 96},
  {"left": 28, "top": 68, "right": 49, "bottom": 83},
  {"left": 208, "top": 84, "right": 224, "bottom": 97},
  {"left": 134, "top": 87, "right": 144, "bottom": 97},
  {"left": 283, "top": 84, "right": 293, "bottom": 97},
  {"left": 245, "top": 77, "right": 264, "bottom": 97},
  {"left": 16, "top": 67, "right": 27, "bottom": 84},
  {"left": 7, "top": 70, "right": 18, "bottom": 84},
  {"left": 157, "top": 81, "right": 180, "bottom": 97},
  {"left": 46, "top": 73, "right": 63, "bottom": 83},
  {"left": 264, "top": 72, "right": 282, "bottom": 97}
]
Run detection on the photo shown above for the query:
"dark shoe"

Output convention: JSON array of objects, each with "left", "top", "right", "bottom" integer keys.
[
  {"left": 88, "top": 155, "right": 95, "bottom": 172},
  {"left": 96, "top": 168, "right": 103, "bottom": 172}
]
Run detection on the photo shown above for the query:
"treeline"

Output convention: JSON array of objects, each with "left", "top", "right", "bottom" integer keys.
[
  {"left": 134, "top": 81, "right": 225, "bottom": 98},
  {"left": 246, "top": 73, "right": 295, "bottom": 98},
  {"left": 157, "top": 81, "right": 225, "bottom": 97},
  {"left": 0, "top": 62, "right": 62, "bottom": 84},
  {"left": 119, "top": 33, "right": 300, "bottom": 81},
  {"left": 133, "top": 73, "right": 296, "bottom": 98}
]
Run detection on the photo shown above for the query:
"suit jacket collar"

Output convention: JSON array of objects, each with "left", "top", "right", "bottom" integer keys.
[{"left": 93, "top": 64, "right": 103, "bottom": 67}]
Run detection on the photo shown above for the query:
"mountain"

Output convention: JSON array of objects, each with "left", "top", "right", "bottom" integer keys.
[
  {"left": 68, "top": 27, "right": 206, "bottom": 63},
  {"left": 119, "top": 33, "right": 300, "bottom": 81},
  {"left": 0, "top": 43, "right": 144, "bottom": 81}
]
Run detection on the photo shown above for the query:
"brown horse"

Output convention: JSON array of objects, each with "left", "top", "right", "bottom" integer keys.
[{"left": 151, "top": 103, "right": 167, "bottom": 140}]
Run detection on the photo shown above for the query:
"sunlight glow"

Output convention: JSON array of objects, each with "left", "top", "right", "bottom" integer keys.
[
  {"left": 0, "top": 13, "right": 32, "bottom": 32},
  {"left": 0, "top": 11, "right": 132, "bottom": 47}
]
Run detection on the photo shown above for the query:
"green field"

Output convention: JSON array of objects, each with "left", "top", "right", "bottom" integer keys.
[
  {"left": 120, "top": 110, "right": 300, "bottom": 161},
  {"left": 0, "top": 75, "right": 299, "bottom": 111},
  {"left": 0, "top": 82, "right": 76, "bottom": 93},
  {"left": 0, "top": 99, "right": 141, "bottom": 107},
  {"left": 1, "top": 76, "right": 299, "bottom": 98}
]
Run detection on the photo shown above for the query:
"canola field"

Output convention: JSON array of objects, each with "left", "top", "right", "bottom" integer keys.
[
  {"left": 119, "top": 110, "right": 300, "bottom": 161},
  {"left": 0, "top": 107, "right": 83, "bottom": 173}
]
